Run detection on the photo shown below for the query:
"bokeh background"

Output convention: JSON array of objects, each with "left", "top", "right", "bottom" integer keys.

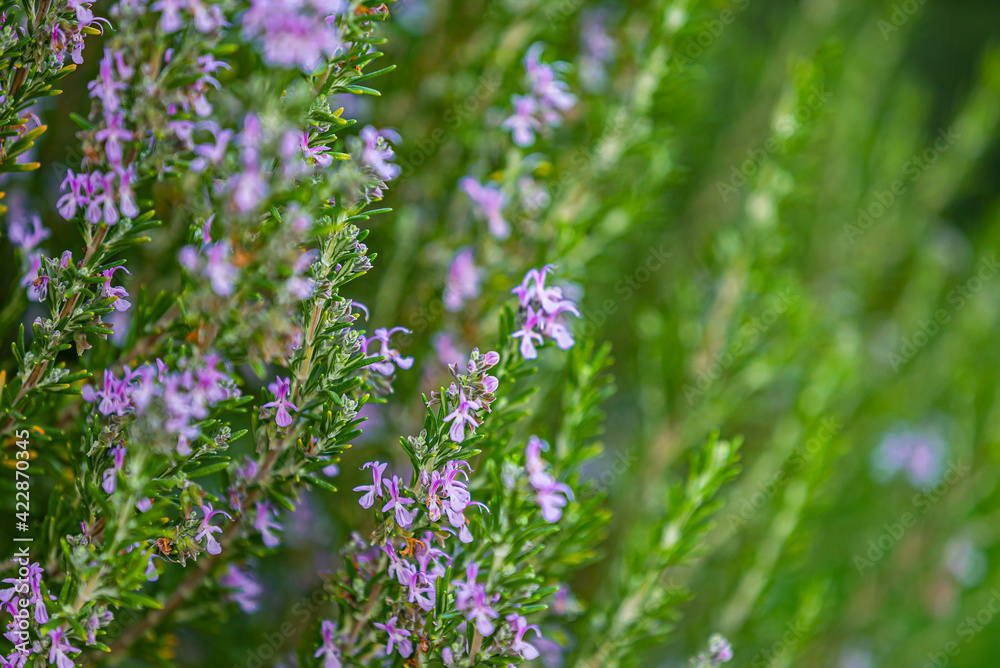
[{"left": 5, "top": 0, "right": 1000, "bottom": 665}]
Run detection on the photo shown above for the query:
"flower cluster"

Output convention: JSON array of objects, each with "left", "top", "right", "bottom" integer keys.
[
  {"left": 511, "top": 265, "right": 580, "bottom": 359},
  {"left": 82, "top": 354, "right": 238, "bottom": 456},
  {"left": 525, "top": 436, "right": 573, "bottom": 523},
  {"left": 460, "top": 176, "right": 509, "bottom": 240},
  {"left": 356, "top": 125, "right": 402, "bottom": 201},
  {"left": 195, "top": 503, "right": 233, "bottom": 555},
  {"left": 0, "top": 561, "right": 73, "bottom": 666},
  {"left": 220, "top": 564, "right": 262, "bottom": 613},
  {"left": 691, "top": 633, "right": 734, "bottom": 667},
  {"left": 153, "top": 0, "right": 227, "bottom": 34},
  {"left": 179, "top": 237, "right": 240, "bottom": 297},
  {"left": 423, "top": 460, "right": 488, "bottom": 542},
  {"left": 503, "top": 44, "right": 577, "bottom": 147},
  {"left": 440, "top": 348, "right": 500, "bottom": 443},
  {"left": 1, "top": 561, "right": 49, "bottom": 627},
  {"left": 57, "top": 168, "right": 139, "bottom": 226},
  {"left": 365, "top": 327, "right": 414, "bottom": 377},
  {"left": 871, "top": 425, "right": 947, "bottom": 488},
  {"left": 314, "top": 619, "right": 343, "bottom": 667},
  {"left": 254, "top": 499, "right": 284, "bottom": 547},
  {"left": 7, "top": 209, "right": 51, "bottom": 303},
  {"left": 39, "top": 0, "right": 106, "bottom": 66},
  {"left": 578, "top": 11, "right": 617, "bottom": 92},
  {"left": 443, "top": 248, "right": 482, "bottom": 311},
  {"left": 242, "top": 0, "right": 347, "bottom": 72},
  {"left": 261, "top": 376, "right": 298, "bottom": 428}
]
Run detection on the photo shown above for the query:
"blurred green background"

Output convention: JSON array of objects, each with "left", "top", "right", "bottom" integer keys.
[{"left": 6, "top": 0, "right": 1000, "bottom": 665}]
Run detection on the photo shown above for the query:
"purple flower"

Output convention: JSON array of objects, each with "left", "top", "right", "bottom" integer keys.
[
  {"left": 198, "top": 53, "right": 231, "bottom": 80},
  {"left": 443, "top": 390, "right": 482, "bottom": 443},
  {"left": 100, "top": 265, "right": 131, "bottom": 311},
  {"left": 1, "top": 561, "right": 47, "bottom": 624},
  {"left": 177, "top": 240, "right": 239, "bottom": 297},
  {"left": 405, "top": 569, "right": 436, "bottom": 612},
  {"left": 511, "top": 266, "right": 580, "bottom": 359},
  {"left": 254, "top": 499, "right": 284, "bottom": 548},
  {"left": 192, "top": 353, "right": 232, "bottom": 405},
  {"left": 204, "top": 241, "right": 239, "bottom": 296},
  {"left": 153, "top": 0, "right": 225, "bottom": 33},
  {"left": 46, "top": 627, "right": 80, "bottom": 668},
  {"left": 512, "top": 305, "right": 545, "bottom": 360},
  {"left": 434, "top": 333, "right": 465, "bottom": 366},
  {"left": 460, "top": 177, "right": 509, "bottom": 239},
  {"left": 153, "top": 0, "right": 185, "bottom": 32},
  {"left": 195, "top": 503, "right": 233, "bottom": 555},
  {"left": 189, "top": 0, "right": 227, "bottom": 32},
  {"left": 579, "top": 11, "right": 616, "bottom": 92},
  {"left": 232, "top": 127, "right": 269, "bottom": 210},
  {"left": 426, "top": 461, "right": 483, "bottom": 542},
  {"left": 263, "top": 376, "right": 298, "bottom": 428},
  {"left": 503, "top": 95, "right": 542, "bottom": 147},
  {"left": 220, "top": 564, "right": 262, "bottom": 613},
  {"left": 8, "top": 214, "right": 49, "bottom": 251},
  {"left": 302, "top": 130, "right": 334, "bottom": 167},
  {"left": 506, "top": 614, "right": 542, "bottom": 660},
  {"left": 444, "top": 248, "right": 482, "bottom": 312},
  {"left": 57, "top": 171, "right": 87, "bottom": 219},
  {"left": 364, "top": 327, "right": 414, "bottom": 376},
  {"left": 117, "top": 164, "right": 140, "bottom": 218},
  {"left": 354, "top": 461, "right": 387, "bottom": 509},
  {"left": 191, "top": 121, "right": 233, "bottom": 172},
  {"left": 709, "top": 634, "right": 733, "bottom": 663},
  {"left": 466, "top": 586, "right": 500, "bottom": 636},
  {"left": 243, "top": 0, "right": 347, "bottom": 72},
  {"left": 526, "top": 436, "right": 573, "bottom": 523},
  {"left": 287, "top": 249, "right": 318, "bottom": 300},
  {"left": 383, "top": 544, "right": 414, "bottom": 586},
  {"left": 101, "top": 445, "right": 127, "bottom": 494},
  {"left": 524, "top": 43, "right": 577, "bottom": 124},
  {"left": 314, "top": 620, "right": 342, "bottom": 668},
  {"left": 359, "top": 126, "right": 401, "bottom": 182},
  {"left": 84, "top": 609, "right": 114, "bottom": 645},
  {"left": 87, "top": 49, "right": 128, "bottom": 112},
  {"left": 20, "top": 253, "right": 47, "bottom": 302},
  {"left": 454, "top": 562, "right": 480, "bottom": 610},
  {"left": 373, "top": 616, "right": 413, "bottom": 659},
  {"left": 94, "top": 111, "right": 132, "bottom": 167},
  {"left": 82, "top": 369, "right": 133, "bottom": 417},
  {"left": 871, "top": 426, "right": 947, "bottom": 488},
  {"left": 381, "top": 475, "right": 416, "bottom": 528}
]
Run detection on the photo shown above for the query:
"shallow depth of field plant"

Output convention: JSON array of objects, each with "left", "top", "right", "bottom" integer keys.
[{"left": 2, "top": 0, "right": 1000, "bottom": 666}]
